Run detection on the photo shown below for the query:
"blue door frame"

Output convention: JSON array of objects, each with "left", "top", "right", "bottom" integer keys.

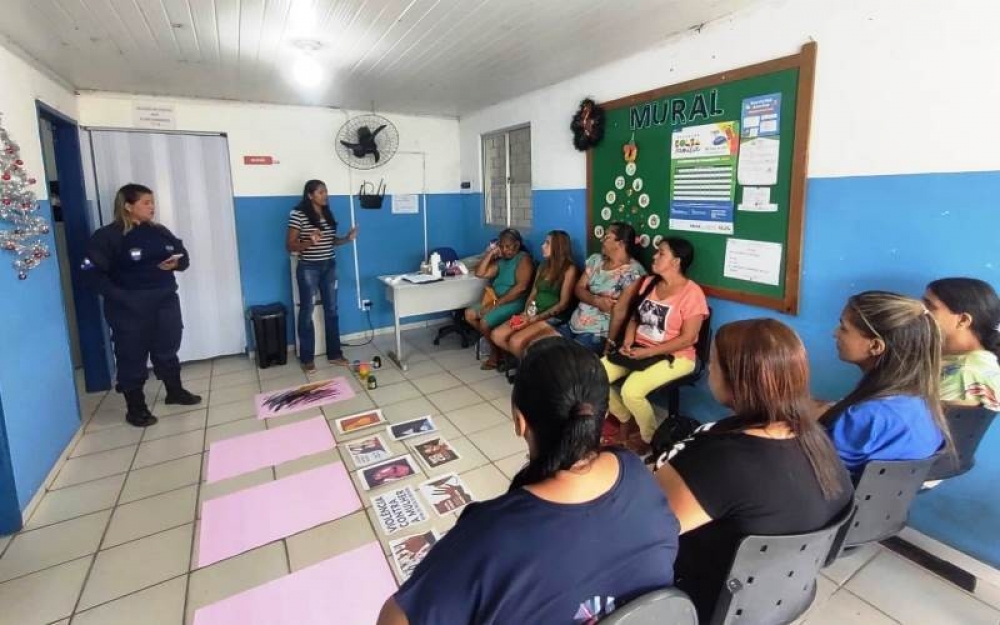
[{"left": 36, "top": 102, "right": 112, "bottom": 393}]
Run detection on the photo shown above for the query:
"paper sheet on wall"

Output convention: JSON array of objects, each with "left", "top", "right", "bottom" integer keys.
[
  {"left": 724, "top": 238, "right": 783, "bottom": 286},
  {"left": 393, "top": 194, "right": 420, "bottom": 214},
  {"left": 737, "top": 186, "right": 778, "bottom": 212},
  {"left": 737, "top": 137, "right": 780, "bottom": 186}
]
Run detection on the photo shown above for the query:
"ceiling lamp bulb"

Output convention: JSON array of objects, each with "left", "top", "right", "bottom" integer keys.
[{"left": 293, "top": 56, "right": 323, "bottom": 86}]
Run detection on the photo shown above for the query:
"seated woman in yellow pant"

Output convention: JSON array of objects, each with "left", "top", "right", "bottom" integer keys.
[{"left": 603, "top": 237, "right": 708, "bottom": 456}]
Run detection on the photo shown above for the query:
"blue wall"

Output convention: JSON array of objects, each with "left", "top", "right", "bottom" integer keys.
[
  {"left": 466, "top": 171, "right": 1000, "bottom": 566},
  {"left": 233, "top": 193, "right": 471, "bottom": 347},
  {"left": 0, "top": 199, "right": 81, "bottom": 515}
]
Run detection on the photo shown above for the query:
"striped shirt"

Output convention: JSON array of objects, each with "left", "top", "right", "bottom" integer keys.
[{"left": 288, "top": 209, "right": 336, "bottom": 261}]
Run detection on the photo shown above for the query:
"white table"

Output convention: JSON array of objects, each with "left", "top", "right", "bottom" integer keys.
[{"left": 379, "top": 274, "right": 487, "bottom": 370}]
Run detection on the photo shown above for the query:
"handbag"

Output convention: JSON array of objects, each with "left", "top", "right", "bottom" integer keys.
[
  {"left": 480, "top": 286, "right": 498, "bottom": 309},
  {"left": 606, "top": 350, "right": 674, "bottom": 371}
]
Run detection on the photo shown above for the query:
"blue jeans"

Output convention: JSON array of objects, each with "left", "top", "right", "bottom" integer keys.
[
  {"left": 296, "top": 259, "right": 343, "bottom": 364},
  {"left": 556, "top": 324, "right": 607, "bottom": 355}
]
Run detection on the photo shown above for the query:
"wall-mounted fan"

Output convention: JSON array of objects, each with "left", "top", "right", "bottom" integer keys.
[{"left": 336, "top": 114, "right": 399, "bottom": 170}]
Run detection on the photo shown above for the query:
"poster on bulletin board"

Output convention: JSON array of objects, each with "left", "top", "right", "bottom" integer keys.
[{"left": 587, "top": 42, "right": 816, "bottom": 314}]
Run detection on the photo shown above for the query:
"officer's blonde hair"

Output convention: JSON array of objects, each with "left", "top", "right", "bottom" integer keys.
[{"left": 113, "top": 183, "right": 154, "bottom": 234}]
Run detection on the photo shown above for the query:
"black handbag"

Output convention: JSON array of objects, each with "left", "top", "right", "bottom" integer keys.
[{"left": 606, "top": 350, "right": 674, "bottom": 371}]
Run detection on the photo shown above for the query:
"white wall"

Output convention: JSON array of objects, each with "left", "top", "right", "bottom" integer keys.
[
  {"left": 0, "top": 42, "right": 77, "bottom": 198},
  {"left": 77, "top": 93, "right": 461, "bottom": 197},
  {"left": 459, "top": 0, "right": 1000, "bottom": 190}
]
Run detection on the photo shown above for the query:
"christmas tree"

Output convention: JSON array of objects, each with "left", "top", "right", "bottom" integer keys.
[{"left": 0, "top": 113, "right": 51, "bottom": 280}]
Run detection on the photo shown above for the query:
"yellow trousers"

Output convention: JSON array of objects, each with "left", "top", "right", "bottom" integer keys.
[{"left": 602, "top": 356, "right": 696, "bottom": 442}]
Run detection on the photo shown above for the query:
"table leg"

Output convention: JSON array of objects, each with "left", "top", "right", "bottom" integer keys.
[{"left": 387, "top": 303, "right": 407, "bottom": 371}]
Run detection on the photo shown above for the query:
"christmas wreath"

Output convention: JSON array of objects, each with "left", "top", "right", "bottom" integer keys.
[{"left": 570, "top": 98, "right": 605, "bottom": 151}]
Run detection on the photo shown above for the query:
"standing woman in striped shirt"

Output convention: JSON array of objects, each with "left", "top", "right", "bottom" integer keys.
[{"left": 286, "top": 180, "right": 358, "bottom": 372}]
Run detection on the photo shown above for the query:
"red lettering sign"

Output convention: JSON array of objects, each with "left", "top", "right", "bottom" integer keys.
[{"left": 243, "top": 155, "right": 275, "bottom": 165}]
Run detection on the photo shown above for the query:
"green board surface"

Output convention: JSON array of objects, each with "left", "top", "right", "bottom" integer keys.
[{"left": 587, "top": 50, "right": 813, "bottom": 313}]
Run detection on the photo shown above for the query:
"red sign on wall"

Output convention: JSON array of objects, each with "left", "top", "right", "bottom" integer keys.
[{"left": 243, "top": 155, "right": 275, "bottom": 165}]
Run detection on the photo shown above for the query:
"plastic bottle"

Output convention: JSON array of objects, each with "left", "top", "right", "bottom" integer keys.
[
  {"left": 526, "top": 300, "right": 537, "bottom": 320},
  {"left": 430, "top": 252, "right": 442, "bottom": 278}
]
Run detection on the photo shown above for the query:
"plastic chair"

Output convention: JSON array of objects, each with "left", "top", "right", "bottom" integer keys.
[
  {"left": 925, "top": 405, "right": 998, "bottom": 481},
  {"left": 835, "top": 456, "right": 938, "bottom": 552},
  {"left": 432, "top": 247, "right": 479, "bottom": 348},
  {"left": 708, "top": 504, "right": 855, "bottom": 625},
  {"left": 599, "top": 588, "right": 698, "bottom": 625}
]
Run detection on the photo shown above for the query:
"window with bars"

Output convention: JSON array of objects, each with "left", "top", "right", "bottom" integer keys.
[{"left": 482, "top": 125, "right": 532, "bottom": 228}]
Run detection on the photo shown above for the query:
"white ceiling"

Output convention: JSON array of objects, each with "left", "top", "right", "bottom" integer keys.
[{"left": 1, "top": 0, "right": 760, "bottom": 117}]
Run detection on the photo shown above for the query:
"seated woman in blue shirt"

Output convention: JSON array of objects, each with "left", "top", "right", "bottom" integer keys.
[
  {"left": 377, "top": 338, "right": 679, "bottom": 625},
  {"left": 819, "top": 291, "right": 951, "bottom": 474}
]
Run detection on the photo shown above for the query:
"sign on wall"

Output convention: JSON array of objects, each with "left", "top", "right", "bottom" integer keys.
[{"left": 132, "top": 102, "right": 176, "bottom": 130}]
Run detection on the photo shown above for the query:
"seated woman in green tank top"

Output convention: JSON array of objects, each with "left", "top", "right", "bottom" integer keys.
[
  {"left": 492, "top": 230, "right": 579, "bottom": 360},
  {"left": 465, "top": 228, "right": 534, "bottom": 369}
]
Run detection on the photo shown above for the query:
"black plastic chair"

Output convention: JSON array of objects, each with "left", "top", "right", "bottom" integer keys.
[
  {"left": 925, "top": 405, "right": 998, "bottom": 481},
  {"left": 600, "top": 588, "right": 698, "bottom": 624},
  {"left": 432, "top": 247, "right": 479, "bottom": 349},
  {"left": 834, "top": 456, "right": 937, "bottom": 552},
  {"left": 649, "top": 308, "right": 713, "bottom": 418},
  {"left": 709, "top": 504, "right": 855, "bottom": 625}
]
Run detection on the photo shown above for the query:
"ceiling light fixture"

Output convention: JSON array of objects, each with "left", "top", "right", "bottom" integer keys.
[{"left": 292, "top": 55, "right": 323, "bottom": 87}]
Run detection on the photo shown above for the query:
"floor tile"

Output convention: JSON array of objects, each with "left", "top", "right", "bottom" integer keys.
[
  {"left": 182, "top": 361, "right": 213, "bottom": 381},
  {"left": 72, "top": 575, "right": 186, "bottom": 625},
  {"left": 489, "top": 397, "right": 510, "bottom": 415},
  {"left": 259, "top": 374, "right": 309, "bottom": 393},
  {"left": 85, "top": 409, "right": 133, "bottom": 433},
  {"left": 380, "top": 397, "right": 439, "bottom": 423},
  {"left": 0, "top": 557, "right": 90, "bottom": 625},
  {"left": 411, "top": 372, "right": 464, "bottom": 395},
  {"left": 451, "top": 365, "right": 501, "bottom": 385},
  {"left": 204, "top": 417, "right": 266, "bottom": 450},
  {"left": 209, "top": 368, "right": 258, "bottom": 390},
  {"left": 804, "top": 589, "right": 897, "bottom": 625},
  {"left": 71, "top": 427, "right": 143, "bottom": 458},
  {"left": 321, "top": 393, "right": 377, "bottom": 421},
  {"left": 208, "top": 382, "right": 260, "bottom": 407},
  {"left": 264, "top": 410, "right": 327, "bottom": 429},
  {"left": 469, "top": 376, "right": 513, "bottom": 401},
  {"left": 846, "top": 551, "right": 1000, "bottom": 624},
  {"left": 141, "top": 410, "right": 207, "bottom": 442},
  {"left": 494, "top": 453, "right": 527, "bottom": 480},
  {"left": 210, "top": 355, "right": 254, "bottom": 376},
  {"left": 286, "top": 511, "right": 377, "bottom": 572},
  {"left": 426, "top": 386, "right": 483, "bottom": 413},
  {"left": 206, "top": 399, "right": 257, "bottom": 426},
  {"left": 399, "top": 359, "right": 446, "bottom": 380},
  {"left": 821, "top": 542, "right": 880, "bottom": 586},
  {"left": 468, "top": 422, "right": 527, "bottom": 461},
  {"left": 0, "top": 511, "right": 110, "bottom": 582},
  {"left": 367, "top": 381, "right": 422, "bottom": 407},
  {"left": 51, "top": 446, "right": 134, "bottom": 489},
  {"left": 186, "top": 542, "right": 288, "bottom": 624},
  {"left": 459, "top": 463, "right": 509, "bottom": 503},
  {"left": 120, "top": 455, "right": 202, "bottom": 503},
  {"left": 198, "top": 468, "right": 273, "bottom": 517},
  {"left": 445, "top": 402, "right": 510, "bottom": 436},
  {"left": 180, "top": 377, "right": 212, "bottom": 394},
  {"left": 79, "top": 524, "right": 193, "bottom": 610},
  {"left": 103, "top": 486, "right": 198, "bottom": 548},
  {"left": 364, "top": 368, "right": 406, "bottom": 388},
  {"left": 151, "top": 400, "right": 209, "bottom": 419},
  {"left": 792, "top": 574, "right": 837, "bottom": 624},
  {"left": 272, "top": 449, "right": 340, "bottom": 480},
  {"left": 26, "top": 474, "right": 126, "bottom": 530},
  {"left": 133, "top": 430, "right": 204, "bottom": 469},
  {"left": 432, "top": 350, "right": 480, "bottom": 370}
]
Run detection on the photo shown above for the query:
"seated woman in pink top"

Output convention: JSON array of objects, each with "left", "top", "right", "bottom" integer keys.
[{"left": 603, "top": 237, "right": 708, "bottom": 456}]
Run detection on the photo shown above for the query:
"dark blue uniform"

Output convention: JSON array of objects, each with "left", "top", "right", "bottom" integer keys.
[{"left": 82, "top": 222, "right": 189, "bottom": 393}]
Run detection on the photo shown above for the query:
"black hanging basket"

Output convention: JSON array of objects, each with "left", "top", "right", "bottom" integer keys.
[{"left": 358, "top": 180, "right": 385, "bottom": 209}]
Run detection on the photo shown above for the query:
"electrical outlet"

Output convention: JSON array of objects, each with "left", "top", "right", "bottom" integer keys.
[{"left": 361, "top": 299, "right": 372, "bottom": 310}]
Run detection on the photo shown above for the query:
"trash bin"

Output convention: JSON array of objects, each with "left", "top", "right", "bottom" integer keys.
[{"left": 249, "top": 303, "right": 288, "bottom": 369}]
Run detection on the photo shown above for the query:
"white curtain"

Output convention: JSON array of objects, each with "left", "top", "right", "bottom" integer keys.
[{"left": 87, "top": 130, "right": 245, "bottom": 362}]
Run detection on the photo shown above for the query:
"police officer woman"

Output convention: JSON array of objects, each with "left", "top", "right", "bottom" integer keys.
[{"left": 83, "top": 183, "right": 202, "bottom": 427}]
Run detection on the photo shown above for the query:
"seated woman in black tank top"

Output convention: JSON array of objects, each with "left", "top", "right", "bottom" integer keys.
[{"left": 654, "top": 319, "right": 853, "bottom": 621}]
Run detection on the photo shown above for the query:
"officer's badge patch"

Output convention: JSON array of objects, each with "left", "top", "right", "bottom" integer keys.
[
  {"left": 129, "top": 248, "right": 143, "bottom": 261},
  {"left": 81, "top": 257, "right": 94, "bottom": 270}
]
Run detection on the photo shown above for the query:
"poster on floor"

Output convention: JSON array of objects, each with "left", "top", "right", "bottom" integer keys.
[
  {"left": 346, "top": 434, "right": 393, "bottom": 468},
  {"left": 255, "top": 377, "right": 356, "bottom": 419},
  {"left": 411, "top": 437, "right": 461, "bottom": 469},
  {"left": 334, "top": 409, "right": 388, "bottom": 436},
  {"left": 389, "top": 530, "right": 440, "bottom": 581},
  {"left": 372, "top": 486, "right": 429, "bottom": 535},
  {"left": 357, "top": 454, "right": 422, "bottom": 490},
  {"left": 387, "top": 416, "right": 437, "bottom": 441},
  {"left": 668, "top": 121, "right": 739, "bottom": 235},
  {"left": 419, "top": 473, "right": 474, "bottom": 516}
]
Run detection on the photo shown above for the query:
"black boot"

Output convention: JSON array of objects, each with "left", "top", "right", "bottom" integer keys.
[
  {"left": 124, "top": 389, "right": 158, "bottom": 428},
  {"left": 164, "top": 376, "right": 202, "bottom": 406}
]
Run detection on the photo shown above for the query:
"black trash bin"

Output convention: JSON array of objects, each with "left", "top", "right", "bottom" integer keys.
[{"left": 249, "top": 303, "right": 288, "bottom": 369}]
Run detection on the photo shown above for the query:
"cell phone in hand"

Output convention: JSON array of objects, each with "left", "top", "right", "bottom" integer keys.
[{"left": 166, "top": 253, "right": 185, "bottom": 262}]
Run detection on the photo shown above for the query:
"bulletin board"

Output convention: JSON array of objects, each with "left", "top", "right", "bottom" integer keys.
[{"left": 587, "top": 42, "right": 816, "bottom": 314}]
